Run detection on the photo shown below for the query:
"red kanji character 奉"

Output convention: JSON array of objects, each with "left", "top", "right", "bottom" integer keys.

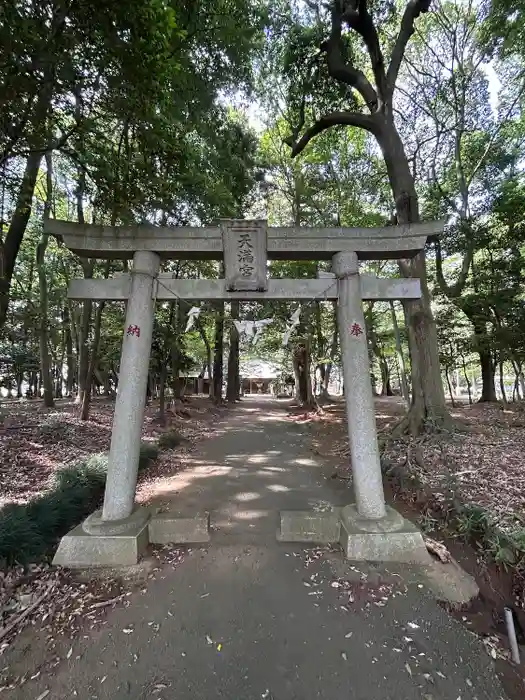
[
  {"left": 127, "top": 324, "right": 141, "bottom": 337},
  {"left": 350, "top": 323, "right": 363, "bottom": 337}
]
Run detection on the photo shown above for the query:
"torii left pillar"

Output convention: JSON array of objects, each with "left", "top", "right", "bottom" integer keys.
[{"left": 53, "top": 251, "right": 160, "bottom": 567}]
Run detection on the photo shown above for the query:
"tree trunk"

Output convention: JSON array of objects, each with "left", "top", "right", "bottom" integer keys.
[
  {"left": 196, "top": 320, "right": 213, "bottom": 399},
  {"left": 389, "top": 301, "right": 410, "bottom": 405},
  {"left": 461, "top": 356, "right": 472, "bottom": 404},
  {"left": 293, "top": 341, "right": 314, "bottom": 406},
  {"left": 63, "top": 304, "right": 75, "bottom": 396},
  {"left": 158, "top": 360, "right": 168, "bottom": 425},
  {"left": 470, "top": 317, "right": 497, "bottom": 402},
  {"left": 226, "top": 300, "right": 240, "bottom": 402},
  {"left": 319, "top": 302, "right": 338, "bottom": 401},
  {"left": 37, "top": 150, "right": 55, "bottom": 408},
  {"left": 80, "top": 301, "right": 105, "bottom": 420},
  {"left": 377, "top": 120, "right": 450, "bottom": 433},
  {"left": 212, "top": 302, "right": 225, "bottom": 403},
  {"left": 0, "top": 65, "right": 55, "bottom": 331},
  {"left": 170, "top": 302, "right": 185, "bottom": 401},
  {"left": 445, "top": 370, "right": 455, "bottom": 407},
  {"left": 510, "top": 360, "right": 521, "bottom": 401},
  {"left": 499, "top": 357, "right": 507, "bottom": 405},
  {"left": 380, "top": 358, "right": 393, "bottom": 396},
  {"left": 76, "top": 296, "right": 92, "bottom": 404}
]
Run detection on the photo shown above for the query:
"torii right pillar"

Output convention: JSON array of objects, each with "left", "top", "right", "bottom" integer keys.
[{"left": 332, "top": 252, "right": 429, "bottom": 562}]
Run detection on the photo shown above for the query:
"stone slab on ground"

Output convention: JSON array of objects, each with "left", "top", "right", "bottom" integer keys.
[
  {"left": 52, "top": 520, "right": 149, "bottom": 568},
  {"left": 149, "top": 512, "right": 210, "bottom": 544},
  {"left": 422, "top": 557, "right": 480, "bottom": 605},
  {"left": 278, "top": 509, "right": 341, "bottom": 543},
  {"left": 339, "top": 504, "right": 431, "bottom": 563}
]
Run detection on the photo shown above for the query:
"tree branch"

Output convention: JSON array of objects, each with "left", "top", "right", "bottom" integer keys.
[
  {"left": 387, "top": 0, "right": 431, "bottom": 95},
  {"left": 289, "top": 110, "right": 378, "bottom": 157},
  {"left": 434, "top": 235, "right": 474, "bottom": 299},
  {"left": 323, "top": 3, "right": 378, "bottom": 110},
  {"left": 340, "top": 0, "right": 389, "bottom": 102}
]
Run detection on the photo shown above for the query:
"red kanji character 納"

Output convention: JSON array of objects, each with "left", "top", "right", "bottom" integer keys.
[{"left": 127, "top": 324, "right": 141, "bottom": 337}]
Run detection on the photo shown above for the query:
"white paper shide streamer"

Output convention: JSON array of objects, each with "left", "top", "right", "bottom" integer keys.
[
  {"left": 282, "top": 306, "right": 301, "bottom": 347},
  {"left": 234, "top": 319, "right": 274, "bottom": 346},
  {"left": 185, "top": 306, "right": 202, "bottom": 332}
]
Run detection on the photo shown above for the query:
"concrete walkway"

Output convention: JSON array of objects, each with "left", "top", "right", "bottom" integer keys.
[
  {"left": 147, "top": 397, "right": 350, "bottom": 541},
  {"left": 10, "top": 398, "right": 506, "bottom": 699}
]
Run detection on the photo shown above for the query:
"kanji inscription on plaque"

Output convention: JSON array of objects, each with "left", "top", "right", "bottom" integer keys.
[{"left": 221, "top": 219, "right": 268, "bottom": 292}]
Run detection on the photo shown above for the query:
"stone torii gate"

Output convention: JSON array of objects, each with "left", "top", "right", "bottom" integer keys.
[{"left": 47, "top": 218, "right": 443, "bottom": 567}]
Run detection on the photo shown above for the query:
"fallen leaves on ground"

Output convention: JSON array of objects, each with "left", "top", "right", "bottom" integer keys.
[
  {"left": 0, "top": 395, "right": 219, "bottom": 683},
  {"left": 312, "top": 398, "right": 525, "bottom": 537},
  {"left": 0, "top": 545, "right": 188, "bottom": 691},
  {"left": 0, "top": 396, "right": 221, "bottom": 507}
]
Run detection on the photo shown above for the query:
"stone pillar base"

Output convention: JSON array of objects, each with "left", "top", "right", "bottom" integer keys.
[
  {"left": 339, "top": 505, "right": 430, "bottom": 563},
  {"left": 52, "top": 508, "right": 150, "bottom": 568},
  {"left": 277, "top": 504, "right": 430, "bottom": 563}
]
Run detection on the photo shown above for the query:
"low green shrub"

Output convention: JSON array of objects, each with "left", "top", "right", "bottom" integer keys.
[
  {"left": 0, "top": 440, "right": 159, "bottom": 568},
  {"left": 157, "top": 429, "right": 184, "bottom": 450},
  {"left": 139, "top": 441, "right": 159, "bottom": 468},
  {"left": 37, "top": 416, "right": 76, "bottom": 444}
]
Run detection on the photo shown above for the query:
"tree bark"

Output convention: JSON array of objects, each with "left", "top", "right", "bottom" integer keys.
[
  {"left": 377, "top": 120, "right": 450, "bottom": 433},
  {"left": 293, "top": 340, "right": 314, "bottom": 405},
  {"left": 63, "top": 304, "right": 75, "bottom": 396},
  {"left": 196, "top": 318, "right": 213, "bottom": 399},
  {"left": 390, "top": 301, "right": 410, "bottom": 405},
  {"left": 461, "top": 355, "right": 472, "bottom": 404},
  {"left": 80, "top": 301, "right": 105, "bottom": 420},
  {"left": 74, "top": 166, "right": 94, "bottom": 404},
  {"left": 321, "top": 302, "right": 339, "bottom": 400},
  {"left": 0, "top": 152, "right": 44, "bottom": 328},
  {"left": 470, "top": 317, "right": 497, "bottom": 402},
  {"left": 0, "top": 62, "right": 56, "bottom": 330},
  {"left": 158, "top": 360, "right": 168, "bottom": 425},
  {"left": 37, "top": 150, "right": 55, "bottom": 408},
  {"left": 170, "top": 302, "right": 185, "bottom": 401},
  {"left": 499, "top": 356, "right": 507, "bottom": 405},
  {"left": 226, "top": 300, "right": 240, "bottom": 402},
  {"left": 445, "top": 370, "right": 455, "bottom": 407},
  {"left": 212, "top": 302, "right": 225, "bottom": 403}
]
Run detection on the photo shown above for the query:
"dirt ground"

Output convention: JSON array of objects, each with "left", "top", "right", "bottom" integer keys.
[
  {"left": 0, "top": 394, "right": 223, "bottom": 684},
  {"left": 0, "top": 395, "right": 223, "bottom": 507},
  {"left": 306, "top": 396, "right": 525, "bottom": 700}
]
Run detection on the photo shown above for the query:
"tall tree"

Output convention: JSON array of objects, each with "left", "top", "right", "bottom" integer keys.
[
  {"left": 398, "top": 0, "right": 522, "bottom": 401},
  {"left": 267, "top": 0, "right": 449, "bottom": 433}
]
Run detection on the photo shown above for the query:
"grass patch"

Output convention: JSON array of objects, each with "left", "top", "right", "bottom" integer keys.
[
  {"left": 0, "top": 441, "right": 159, "bottom": 568},
  {"left": 138, "top": 441, "right": 159, "bottom": 467},
  {"left": 157, "top": 429, "right": 184, "bottom": 450}
]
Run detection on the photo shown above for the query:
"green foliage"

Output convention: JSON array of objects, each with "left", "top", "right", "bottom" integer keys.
[
  {"left": 138, "top": 442, "right": 160, "bottom": 467},
  {"left": 455, "top": 504, "right": 491, "bottom": 538},
  {"left": 0, "top": 440, "right": 159, "bottom": 567},
  {"left": 157, "top": 429, "right": 184, "bottom": 450}
]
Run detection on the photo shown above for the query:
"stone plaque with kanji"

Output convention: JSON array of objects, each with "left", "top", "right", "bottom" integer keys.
[{"left": 221, "top": 219, "right": 268, "bottom": 292}]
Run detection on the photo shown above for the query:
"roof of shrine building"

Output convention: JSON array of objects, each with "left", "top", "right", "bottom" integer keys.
[
  {"left": 180, "top": 359, "right": 281, "bottom": 381},
  {"left": 45, "top": 219, "right": 444, "bottom": 261}
]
